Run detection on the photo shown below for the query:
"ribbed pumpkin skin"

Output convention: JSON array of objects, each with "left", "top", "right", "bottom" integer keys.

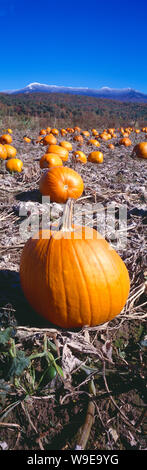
[
  {"left": 20, "top": 226, "right": 130, "bottom": 328},
  {"left": 40, "top": 153, "right": 63, "bottom": 169},
  {"left": 39, "top": 167, "right": 84, "bottom": 202}
]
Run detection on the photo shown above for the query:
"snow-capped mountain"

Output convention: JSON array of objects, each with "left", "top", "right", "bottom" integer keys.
[{"left": 3, "top": 82, "right": 147, "bottom": 102}]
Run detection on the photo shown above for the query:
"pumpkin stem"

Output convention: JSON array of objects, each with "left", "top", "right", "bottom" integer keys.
[{"left": 59, "top": 198, "right": 74, "bottom": 232}]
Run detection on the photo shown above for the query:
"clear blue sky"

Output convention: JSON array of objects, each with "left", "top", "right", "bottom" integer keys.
[{"left": 0, "top": 0, "right": 147, "bottom": 93}]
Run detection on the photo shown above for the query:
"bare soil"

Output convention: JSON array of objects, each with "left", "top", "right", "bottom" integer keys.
[{"left": 0, "top": 127, "right": 147, "bottom": 451}]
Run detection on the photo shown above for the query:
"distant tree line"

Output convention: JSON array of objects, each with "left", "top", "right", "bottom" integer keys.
[{"left": 0, "top": 92, "right": 146, "bottom": 128}]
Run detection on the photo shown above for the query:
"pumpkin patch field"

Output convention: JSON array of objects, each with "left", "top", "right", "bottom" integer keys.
[{"left": 0, "top": 123, "right": 146, "bottom": 451}]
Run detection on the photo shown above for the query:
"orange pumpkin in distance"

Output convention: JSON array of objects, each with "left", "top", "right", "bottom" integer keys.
[
  {"left": 39, "top": 129, "right": 46, "bottom": 135},
  {"left": 108, "top": 144, "right": 115, "bottom": 150},
  {"left": 23, "top": 136, "right": 31, "bottom": 143},
  {"left": 0, "top": 134, "right": 12, "bottom": 144},
  {"left": 88, "top": 151, "right": 103, "bottom": 163},
  {"left": 40, "top": 153, "right": 63, "bottom": 169},
  {"left": 81, "top": 130, "right": 90, "bottom": 137},
  {"left": 87, "top": 139, "right": 100, "bottom": 147},
  {"left": 73, "top": 135, "right": 83, "bottom": 144},
  {"left": 51, "top": 128, "right": 59, "bottom": 136},
  {"left": 60, "top": 128, "right": 67, "bottom": 136},
  {"left": 20, "top": 199, "right": 130, "bottom": 329},
  {"left": 119, "top": 138, "right": 132, "bottom": 147},
  {"left": 39, "top": 166, "right": 84, "bottom": 203}
]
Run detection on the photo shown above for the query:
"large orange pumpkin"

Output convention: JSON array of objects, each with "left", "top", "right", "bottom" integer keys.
[
  {"left": 20, "top": 199, "right": 130, "bottom": 328},
  {"left": 46, "top": 144, "right": 68, "bottom": 161},
  {"left": 40, "top": 153, "right": 63, "bottom": 169},
  {"left": 133, "top": 142, "right": 147, "bottom": 159},
  {"left": 6, "top": 158, "right": 23, "bottom": 172},
  {"left": 39, "top": 166, "right": 84, "bottom": 203}
]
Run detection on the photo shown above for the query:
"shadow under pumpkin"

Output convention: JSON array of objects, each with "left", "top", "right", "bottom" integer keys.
[{"left": 0, "top": 269, "right": 57, "bottom": 328}]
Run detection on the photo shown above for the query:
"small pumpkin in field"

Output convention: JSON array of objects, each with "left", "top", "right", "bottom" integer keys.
[
  {"left": 46, "top": 144, "right": 68, "bottom": 161},
  {"left": 42, "top": 134, "right": 57, "bottom": 146},
  {"left": 87, "top": 139, "right": 100, "bottom": 147},
  {"left": 60, "top": 128, "right": 67, "bottom": 136},
  {"left": 60, "top": 141, "right": 72, "bottom": 151},
  {"left": 91, "top": 128, "right": 99, "bottom": 136},
  {"left": 74, "top": 126, "right": 81, "bottom": 133},
  {"left": 39, "top": 129, "right": 46, "bottom": 135},
  {"left": 66, "top": 127, "right": 74, "bottom": 133},
  {"left": 39, "top": 166, "right": 84, "bottom": 202},
  {"left": 23, "top": 136, "right": 31, "bottom": 143},
  {"left": 20, "top": 199, "right": 130, "bottom": 328},
  {"left": 88, "top": 151, "right": 103, "bottom": 163},
  {"left": 6, "top": 158, "right": 23, "bottom": 173},
  {"left": 108, "top": 143, "right": 115, "bottom": 150},
  {"left": 72, "top": 150, "right": 87, "bottom": 164},
  {"left": 81, "top": 130, "right": 90, "bottom": 137},
  {"left": 46, "top": 127, "right": 51, "bottom": 133},
  {"left": 51, "top": 128, "right": 59, "bottom": 136},
  {"left": 0, "top": 134, "right": 12, "bottom": 145},
  {"left": 0, "top": 144, "right": 7, "bottom": 160},
  {"left": 119, "top": 137, "right": 132, "bottom": 147},
  {"left": 73, "top": 135, "right": 83, "bottom": 144},
  {"left": 4, "top": 145, "right": 17, "bottom": 158},
  {"left": 36, "top": 136, "right": 44, "bottom": 143},
  {"left": 40, "top": 153, "right": 63, "bottom": 169},
  {"left": 133, "top": 142, "right": 147, "bottom": 159},
  {"left": 7, "top": 128, "right": 12, "bottom": 134}
]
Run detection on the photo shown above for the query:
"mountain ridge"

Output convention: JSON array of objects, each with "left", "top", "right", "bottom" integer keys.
[{"left": 2, "top": 82, "right": 147, "bottom": 103}]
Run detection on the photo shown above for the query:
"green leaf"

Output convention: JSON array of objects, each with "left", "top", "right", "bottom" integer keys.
[
  {"left": 8, "top": 350, "right": 30, "bottom": 379},
  {"left": 0, "top": 328, "right": 12, "bottom": 345}
]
